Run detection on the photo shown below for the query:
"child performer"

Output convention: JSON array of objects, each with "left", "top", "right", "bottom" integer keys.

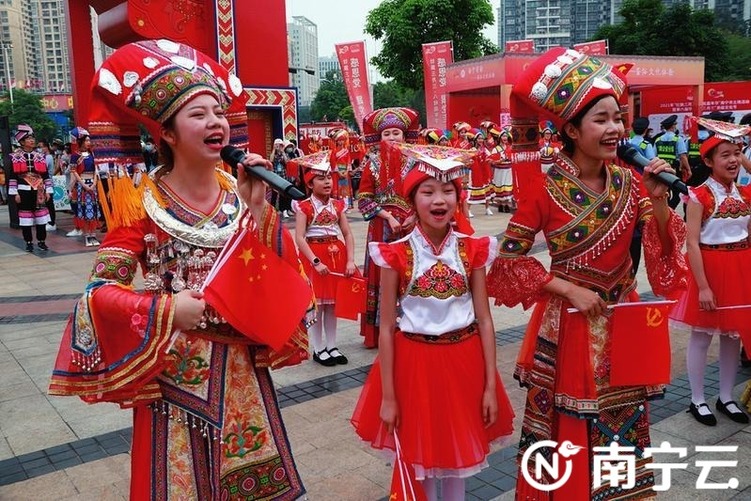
[
  {"left": 352, "top": 142, "right": 514, "bottom": 500},
  {"left": 670, "top": 117, "right": 751, "bottom": 426},
  {"left": 292, "top": 151, "right": 357, "bottom": 366}
]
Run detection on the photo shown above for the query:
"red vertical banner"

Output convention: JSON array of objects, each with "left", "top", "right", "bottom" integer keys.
[
  {"left": 573, "top": 40, "right": 609, "bottom": 56},
  {"left": 504, "top": 40, "right": 535, "bottom": 53},
  {"left": 422, "top": 41, "right": 454, "bottom": 129},
  {"left": 335, "top": 41, "right": 373, "bottom": 132}
]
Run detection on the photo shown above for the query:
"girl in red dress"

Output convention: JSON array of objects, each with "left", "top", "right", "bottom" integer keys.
[
  {"left": 352, "top": 142, "right": 514, "bottom": 500},
  {"left": 293, "top": 151, "right": 357, "bottom": 366},
  {"left": 670, "top": 117, "right": 751, "bottom": 425}
]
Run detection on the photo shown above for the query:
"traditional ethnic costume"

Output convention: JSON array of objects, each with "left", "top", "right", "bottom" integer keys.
[
  {"left": 352, "top": 142, "right": 514, "bottom": 480},
  {"left": 487, "top": 47, "right": 688, "bottom": 499},
  {"left": 669, "top": 117, "right": 751, "bottom": 426},
  {"left": 356, "top": 107, "right": 419, "bottom": 348},
  {"left": 467, "top": 130, "right": 493, "bottom": 207},
  {"left": 9, "top": 124, "right": 52, "bottom": 252},
  {"left": 48, "top": 40, "right": 308, "bottom": 500},
  {"left": 70, "top": 127, "right": 102, "bottom": 246},
  {"left": 487, "top": 127, "right": 515, "bottom": 211},
  {"left": 328, "top": 128, "right": 351, "bottom": 204}
]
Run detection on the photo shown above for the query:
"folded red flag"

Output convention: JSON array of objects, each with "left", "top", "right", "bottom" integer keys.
[
  {"left": 203, "top": 227, "right": 313, "bottom": 351},
  {"left": 389, "top": 433, "right": 427, "bottom": 501},
  {"left": 335, "top": 275, "right": 366, "bottom": 320},
  {"left": 610, "top": 302, "right": 672, "bottom": 386}
]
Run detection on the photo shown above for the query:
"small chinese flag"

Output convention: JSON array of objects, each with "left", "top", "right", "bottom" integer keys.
[
  {"left": 389, "top": 433, "right": 427, "bottom": 501},
  {"left": 334, "top": 275, "right": 366, "bottom": 320},
  {"left": 203, "top": 227, "right": 313, "bottom": 351},
  {"left": 610, "top": 302, "right": 672, "bottom": 386}
]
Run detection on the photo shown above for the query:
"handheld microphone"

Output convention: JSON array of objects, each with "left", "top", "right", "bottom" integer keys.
[
  {"left": 220, "top": 145, "right": 306, "bottom": 201},
  {"left": 616, "top": 144, "right": 688, "bottom": 195}
]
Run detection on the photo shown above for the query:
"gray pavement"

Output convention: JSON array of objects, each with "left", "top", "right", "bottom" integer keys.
[{"left": 0, "top": 204, "right": 749, "bottom": 500}]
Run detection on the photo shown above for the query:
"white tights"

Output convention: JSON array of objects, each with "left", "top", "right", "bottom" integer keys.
[
  {"left": 421, "top": 477, "right": 465, "bottom": 501},
  {"left": 687, "top": 328, "right": 741, "bottom": 407},
  {"left": 308, "top": 304, "right": 338, "bottom": 353}
]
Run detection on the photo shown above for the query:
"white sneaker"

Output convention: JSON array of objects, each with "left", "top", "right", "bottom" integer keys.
[
  {"left": 46, "top": 223, "right": 57, "bottom": 231},
  {"left": 66, "top": 228, "right": 83, "bottom": 237},
  {"left": 485, "top": 208, "right": 494, "bottom": 216},
  {"left": 468, "top": 210, "right": 475, "bottom": 218},
  {"left": 282, "top": 210, "right": 291, "bottom": 218}
]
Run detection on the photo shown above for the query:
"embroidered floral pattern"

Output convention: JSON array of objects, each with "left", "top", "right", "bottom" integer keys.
[
  {"left": 223, "top": 408, "right": 269, "bottom": 458},
  {"left": 163, "top": 342, "right": 210, "bottom": 386},
  {"left": 313, "top": 208, "right": 337, "bottom": 226},
  {"left": 91, "top": 249, "right": 138, "bottom": 284},
  {"left": 408, "top": 260, "right": 467, "bottom": 299},
  {"left": 715, "top": 196, "right": 751, "bottom": 219}
]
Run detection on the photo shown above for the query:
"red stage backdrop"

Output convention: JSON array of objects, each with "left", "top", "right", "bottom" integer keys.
[
  {"left": 422, "top": 41, "right": 453, "bottom": 130},
  {"left": 335, "top": 41, "right": 373, "bottom": 131},
  {"left": 703, "top": 81, "right": 751, "bottom": 112}
]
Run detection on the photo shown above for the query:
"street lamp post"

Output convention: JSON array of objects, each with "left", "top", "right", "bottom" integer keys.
[{"left": 1, "top": 41, "right": 13, "bottom": 105}]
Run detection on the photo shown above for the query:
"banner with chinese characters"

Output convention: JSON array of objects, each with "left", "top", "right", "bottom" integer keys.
[
  {"left": 640, "top": 86, "right": 695, "bottom": 115},
  {"left": 335, "top": 41, "right": 373, "bottom": 132},
  {"left": 504, "top": 40, "right": 535, "bottom": 53},
  {"left": 703, "top": 81, "right": 751, "bottom": 112},
  {"left": 422, "top": 41, "right": 454, "bottom": 129},
  {"left": 573, "top": 40, "right": 608, "bottom": 56}
]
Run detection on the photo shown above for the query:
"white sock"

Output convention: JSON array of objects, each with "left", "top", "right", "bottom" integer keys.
[
  {"left": 719, "top": 335, "right": 741, "bottom": 403},
  {"left": 441, "top": 477, "right": 466, "bottom": 501},
  {"left": 309, "top": 309, "right": 325, "bottom": 354},
  {"left": 323, "top": 304, "right": 338, "bottom": 350},
  {"left": 687, "top": 328, "right": 712, "bottom": 407},
  {"left": 421, "top": 478, "right": 438, "bottom": 501}
]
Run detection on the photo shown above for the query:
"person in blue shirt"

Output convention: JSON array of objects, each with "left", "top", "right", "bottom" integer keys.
[
  {"left": 655, "top": 114, "right": 691, "bottom": 209},
  {"left": 629, "top": 117, "right": 656, "bottom": 169}
]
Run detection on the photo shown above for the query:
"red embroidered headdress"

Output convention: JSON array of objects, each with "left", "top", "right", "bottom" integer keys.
[
  {"left": 14, "top": 124, "right": 33, "bottom": 143},
  {"left": 687, "top": 116, "right": 751, "bottom": 160},
  {"left": 290, "top": 151, "right": 332, "bottom": 185},
  {"left": 88, "top": 39, "right": 250, "bottom": 166},
  {"left": 362, "top": 107, "right": 419, "bottom": 146}
]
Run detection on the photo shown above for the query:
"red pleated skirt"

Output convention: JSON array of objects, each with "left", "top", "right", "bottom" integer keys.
[
  {"left": 301, "top": 237, "right": 346, "bottom": 303},
  {"left": 670, "top": 245, "right": 751, "bottom": 346},
  {"left": 351, "top": 327, "right": 515, "bottom": 479}
]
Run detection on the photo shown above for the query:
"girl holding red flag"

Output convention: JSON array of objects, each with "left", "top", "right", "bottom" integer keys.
[
  {"left": 293, "top": 151, "right": 357, "bottom": 366},
  {"left": 487, "top": 47, "right": 688, "bottom": 499},
  {"left": 670, "top": 117, "right": 751, "bottom": 426},
  {"left": 352, "top": 141, "right": 514, "bottom": 501},
  {"left": 48, "top": 40, "right": 309, "bottom": 500}
]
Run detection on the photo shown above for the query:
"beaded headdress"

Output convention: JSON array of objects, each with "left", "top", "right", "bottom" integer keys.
[{"left": 362, "top": 107, "right": 419, "bottom": 146}]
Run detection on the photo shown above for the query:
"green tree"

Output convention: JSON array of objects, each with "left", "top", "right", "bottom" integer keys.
[
  {"left": 593, "top": 0, "right": 731, "bottom": 81},
  {"left": 724, "top": 33, "right": 751, "bottom": 81},
  {"left": 365, "top": 0, "right": 497, "bottom": 90},
  {"left": 0, "top": 89, "right": 57, "bottom": 141},
  {"left": 310, "top": 70, "right": 350, "bottom": 122}
]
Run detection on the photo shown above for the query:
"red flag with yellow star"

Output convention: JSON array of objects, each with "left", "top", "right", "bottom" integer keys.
[
  {"left": 610, "top": 301, "right": 673, "bottom": 386},
  {"left": 202, "top": 226, "right": 313, "bottom": 351}
]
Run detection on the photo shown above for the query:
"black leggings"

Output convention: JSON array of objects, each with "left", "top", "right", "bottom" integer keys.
[{"left": 22, "top": 224, "right": 46, "bottom": 243}]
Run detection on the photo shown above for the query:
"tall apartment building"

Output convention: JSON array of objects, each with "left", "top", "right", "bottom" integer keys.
[
  {"left": 287, "top": 16, "right": 319, "bottom": 107},
  {"left": 0, "top": 0, "right": 70, "bottom": 93},
  {"left": 498, "top": 0, "right": 751, "bottom": 50},
  {"left": 318, "top": 54, "right": 340, "bottom": 82}
]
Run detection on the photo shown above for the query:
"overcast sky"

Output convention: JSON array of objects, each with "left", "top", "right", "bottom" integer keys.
[{"left": 285, "top": 0, "right": 499, "bottom": 79}]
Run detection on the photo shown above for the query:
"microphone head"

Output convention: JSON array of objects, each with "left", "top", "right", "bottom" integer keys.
[{"left": 220, "top": 145, "right": 243, "bottom": 166}]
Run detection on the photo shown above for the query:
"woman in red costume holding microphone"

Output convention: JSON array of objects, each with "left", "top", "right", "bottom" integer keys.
[
  {"left": 48, "top": 40, "right": 309, "bottom": 500},
  {"left": 357, "top": 107, "right": 419, "bottom": 348},
  {"left": 487, "top": 47, "right": 688, "bottom": 499}
]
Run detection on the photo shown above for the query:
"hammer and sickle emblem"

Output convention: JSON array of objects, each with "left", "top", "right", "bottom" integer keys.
[
  {"left": 351, "top": 282, "right": 363, "bottom": 293},
  {"left": 645, "top": 307, "right": 664, "bottom": 328}
]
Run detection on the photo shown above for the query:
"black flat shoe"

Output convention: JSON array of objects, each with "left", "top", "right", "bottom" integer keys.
[
  {"left": 716, "top": 399, "right": 750, "bottom": 424},
  {"left": 37, "top": 241, "right": 48, "bottom": 251},
  {"left": 312, "top": 350, "right": 337, "bottom": 367},
  {"left": 688, "top": 402, "right": 717, "bottom": 426},
  {"left": 25, "top": 242, "right": 34, "bottom": 253},
  {"left": 327, "top": 347, "right": 348, "bottom": 365}
]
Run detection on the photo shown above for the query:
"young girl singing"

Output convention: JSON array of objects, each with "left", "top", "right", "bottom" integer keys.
[
  {"left": 670, "top": 117, "right": 751, "bottom": 426},
  {"left": 351, "top": 142, "right": 514, "bottom": 501},
  {"left": 293, "top": 151, "right": 357, "bottom": 366}
]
